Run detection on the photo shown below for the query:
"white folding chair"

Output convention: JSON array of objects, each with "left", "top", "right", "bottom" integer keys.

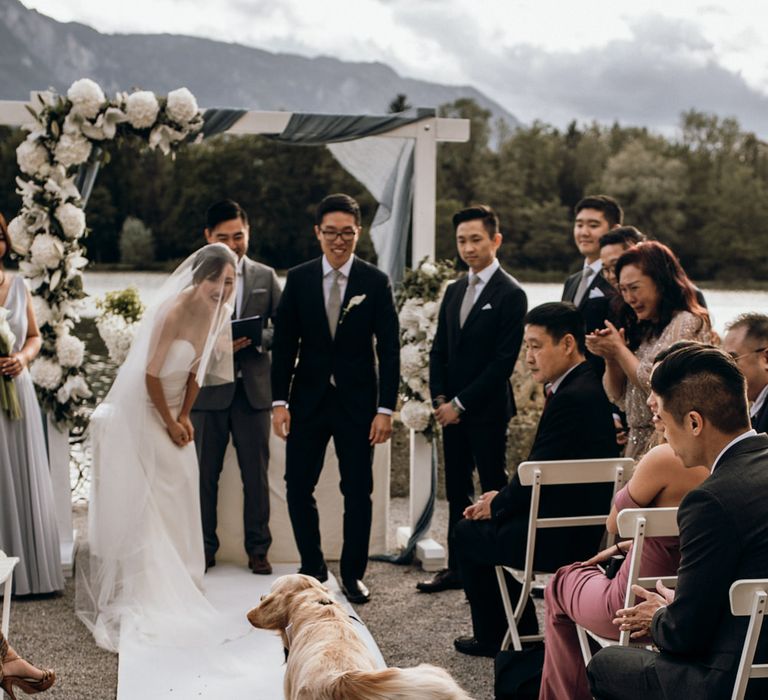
[
  {"left": 576, "top": 506, "right": 679, "bottom": 664},
  {"left": 495, "top": 457, "right": 633, "bottom": 651},
  {"left": 0, "top": 550, "right": 20, "bottom": 637},
  {"left": 730, "top": 579, "right": 768, "bottom": 700}
]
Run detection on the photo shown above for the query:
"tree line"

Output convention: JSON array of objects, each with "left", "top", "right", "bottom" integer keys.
[{"left": 1, "top": 100, "right": 767, "bottom": 281}]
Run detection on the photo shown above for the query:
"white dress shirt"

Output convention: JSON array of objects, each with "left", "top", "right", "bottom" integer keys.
[
  {"left": 548, "top": 362, "right": 581, "bottom": 395},
  {"left": 711, "top": 429, "right": 757, "bottom": 474}
]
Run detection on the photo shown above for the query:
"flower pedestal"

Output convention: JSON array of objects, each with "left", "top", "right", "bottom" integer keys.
[
  {"left": 46, "top": 415, "right": 76, "bottom": 576},
  {"left": 396, "top": 430, "right": 446, "bottom": 571}
]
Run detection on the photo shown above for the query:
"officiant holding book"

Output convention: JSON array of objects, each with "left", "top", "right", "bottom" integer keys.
[{"left": 192, "top": 199, "right": 281, "bottom": 575}]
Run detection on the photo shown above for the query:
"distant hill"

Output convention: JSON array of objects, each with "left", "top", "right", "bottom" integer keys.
[{"left": 0, "top": 0, "right": 519, "bottom": 127}]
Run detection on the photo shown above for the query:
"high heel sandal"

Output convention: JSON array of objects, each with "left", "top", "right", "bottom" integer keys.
[{"left": 0, "top": 642, "right": 56, "bottom": 699}]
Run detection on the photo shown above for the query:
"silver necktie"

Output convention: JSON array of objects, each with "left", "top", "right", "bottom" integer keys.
[
  {"left": 573, "top": 267, "right": 595, "bottom": 306},
  {"left": 459, "top": 275, "right": 480, "bottom": 328},
  {"left": 327, "top": 269, "right": 343, "bottom": 338}
]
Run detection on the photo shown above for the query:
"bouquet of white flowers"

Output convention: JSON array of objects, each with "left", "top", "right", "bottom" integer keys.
[
  {"left": 96, "top": 287, "right": 144, "bottom": 364},
  {"left": 0, "top": 308, "right": 21, "bottom": 420}
]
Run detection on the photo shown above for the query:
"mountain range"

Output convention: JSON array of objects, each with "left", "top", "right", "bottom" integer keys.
[{"left": 0, "top": 0, "right": 518, "bottom": 127}]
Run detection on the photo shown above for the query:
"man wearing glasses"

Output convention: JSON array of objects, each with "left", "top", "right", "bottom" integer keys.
[
  {"left": 723, "top": 313, "right": 768, "bottom": 432},
  {"left": 271, "top": 193, "right": 399, "bottom": 604}
]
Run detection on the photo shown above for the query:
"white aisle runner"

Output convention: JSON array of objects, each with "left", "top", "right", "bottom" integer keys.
[{"left": 117, "top": 563, "right": 386, "bottom": 700}]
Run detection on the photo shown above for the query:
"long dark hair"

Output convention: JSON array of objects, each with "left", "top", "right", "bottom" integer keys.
[
  {"left": 0, "top": 212, "right": 9, "bottom": 263},
  {"left": 615, "top": 241, "right": 709, "bottom": 349}
]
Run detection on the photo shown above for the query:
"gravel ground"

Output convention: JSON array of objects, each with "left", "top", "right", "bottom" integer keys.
[{"left": 6, "top": 497, "right": 505, "bottom": 700}]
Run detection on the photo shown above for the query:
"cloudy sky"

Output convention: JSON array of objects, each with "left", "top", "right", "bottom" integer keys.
[{"left": 21, "top": 0, "right": 768, "bottom": 135}]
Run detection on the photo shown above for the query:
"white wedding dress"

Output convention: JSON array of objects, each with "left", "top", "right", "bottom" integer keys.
[{"left": 77, "top": 245, "right": 240, "bottom": 653}]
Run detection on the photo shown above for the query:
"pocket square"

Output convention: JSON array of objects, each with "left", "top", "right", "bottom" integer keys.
[
  {"left": 588, "top": 287, "right": 605, "bottom": 299},
  {"left": 482, "top": 303, "right": 492, "bottom": 310}
]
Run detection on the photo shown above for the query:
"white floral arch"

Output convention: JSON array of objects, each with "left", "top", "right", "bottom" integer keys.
[{"left": 9, "top": 79, "right": 203, "bottom": 427}]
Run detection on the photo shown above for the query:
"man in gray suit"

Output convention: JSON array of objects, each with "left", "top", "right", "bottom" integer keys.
[{"left": 192, "top": 200, "right": 281, "bottom": 574}]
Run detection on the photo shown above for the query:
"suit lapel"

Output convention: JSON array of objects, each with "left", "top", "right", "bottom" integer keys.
[
  {"left": 311, "top": 258, "right": 334, "bottom": 344},
  {"left": 461, "top": 268, "right": 503, "bottom": 331},
  {"left": 333, "top": 257, "right": 366, "bottom": 342},
  {"left": 239, "top": 257, "right": 255, "bottom": 318},
  {"left": 450, "top": 276, "right": 469, "bottom": 336}
]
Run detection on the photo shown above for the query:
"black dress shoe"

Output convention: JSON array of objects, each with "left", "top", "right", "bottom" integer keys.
[
  {"left": 416, "top": 568, "right": 463, "bottom": 593},
  {"left": 205, "top": 556, "right": 215, "bottom": 573},
  {"left": 298, "top": 566, "right": 328, "bottom": 583},
  {"left": 453, "top": 635, "right": 498, "bottom": 658},
  {"left": 341, "top": 579, "right": 371, "bottom": 604}
]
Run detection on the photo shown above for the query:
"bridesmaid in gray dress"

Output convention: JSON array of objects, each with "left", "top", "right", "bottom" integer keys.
[{"left": 0, "top": 213, "right": 63, "bottom": 595}]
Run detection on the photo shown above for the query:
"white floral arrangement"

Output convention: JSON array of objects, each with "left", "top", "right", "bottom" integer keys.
[
  {"left": 95, "top": 287, "right": 144, "bottom": 365},
  {"left": 396, "top": 259, "right": 457, "bottom": 438},
  {"left": 10, "top": 78, "right": 203, "bottom": 428}
]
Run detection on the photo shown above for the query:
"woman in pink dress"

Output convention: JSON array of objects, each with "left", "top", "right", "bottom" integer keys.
[{"left": 538, "top": 343, "right": 711, "bottom": 700}]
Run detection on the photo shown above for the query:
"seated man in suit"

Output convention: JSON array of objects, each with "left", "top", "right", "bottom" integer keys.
[
  {"left": 723, "top": 313, "right": 768, "bottom": 433},
  {"left": 452, "top": 302, "right": 620, "bottom": 657},
  {"left": 588, "top": 345, "right": 768, "bottom": 699}
]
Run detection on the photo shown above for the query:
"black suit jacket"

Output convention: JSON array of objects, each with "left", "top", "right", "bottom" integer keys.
[
  {"left": 429, "top": 267, "right": 527, "bottom": 424},
  {"left": 271, "top": 256, "right": 399, "bottom": 426},
  {"left": 562, "top": 266, "right": 618, "bottom": 334},
  {"left": 491, "top": 360, "right": 620, "bottom": 521},
  {"left": 752, "top": 398, "right": 768, "bottom": 433},
  {"left": 650, "top": 434, "right": 768, "bottom": 699}
]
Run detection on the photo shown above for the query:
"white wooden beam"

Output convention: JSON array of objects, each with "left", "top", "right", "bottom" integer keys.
[{"left": 0, "top": 100, "right": 31, "bottom": 126}]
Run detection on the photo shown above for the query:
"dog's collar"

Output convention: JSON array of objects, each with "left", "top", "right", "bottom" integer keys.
[{"left": 283, "top": 612, "right": 363, "bottom": 659}]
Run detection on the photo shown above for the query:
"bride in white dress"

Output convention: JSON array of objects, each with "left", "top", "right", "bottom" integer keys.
[{"left": 77, "top": 244, "right": 239, "bottom": 652}]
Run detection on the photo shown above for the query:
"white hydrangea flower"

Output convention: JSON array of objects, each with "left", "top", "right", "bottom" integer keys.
[
  {"left": 31, "top": 295, "right": 55, "bottom": 327},
  {"left": 97, "top": 313, "right": 138, "bottom": 364},
  {"left": 29, "top": 233, "right": 64, "bottom": 269},
  {"left": 406, "top": 375, "right": 430, "bottom": 400},
  {"left": 422, "top": 300, "right": 438, "bottom": 320},
  {"left": 420, "top": 261, "right": 438, "bottom": 277},
  {"left": 126, "top": 91, "right": 160, "bottom": 129},
  {"left": 17, "top": 137, "right": 49, "bottom": 175},
  {"left": 399, "top": 399, "right": 432, "bottom": 432},
  {"left": 398, "top": 299, "right": 422, "bottom": 333},
  {"left": 165, "top": 87, "right": 199, "bottom": 124},
  {"left": 55, "top": 203, "right": 86, "bottom": 239},
  {"left": 30, "top": 356, "right": 64, "bottom": 390},
  {"left": 67, "top": 78, "right": 105, "bottom": 120},
  {"left": 400, "top": 342, "right": 427, "bottom": 378},
  {"left": 56, "top": 330, "right": 85, "bottom": 368},
  {"left": 56, "top": 374, "right": 91, "bottom": 404},
  {"left": 54, "top": 132, "right": 92, "bottom": 168},
  {"left": 7, "top": 216, "right": 34, "bottom": 255}
]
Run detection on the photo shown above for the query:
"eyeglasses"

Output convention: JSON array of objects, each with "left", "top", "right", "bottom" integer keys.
[
  {"left": 319, "top": 227, "right": 357, "bottom": 241},
  {"left": 729, "top": 347, "right": 767, "bottom": 362},
  {"left": 601, "top": 266, "right": 617, "bottom": 280}
]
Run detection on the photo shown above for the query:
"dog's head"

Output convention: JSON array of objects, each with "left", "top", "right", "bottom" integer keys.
[{"left": 246, "top": 574, "right": 333, "bottom": 631}]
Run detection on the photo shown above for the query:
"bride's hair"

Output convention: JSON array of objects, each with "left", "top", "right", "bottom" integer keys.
[{"left": 192, "top": 244, "right": 235, "bottom": 285}]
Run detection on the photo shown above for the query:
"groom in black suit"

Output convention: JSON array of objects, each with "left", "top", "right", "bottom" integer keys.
[
  {"left": 450, "top": 302, "right": 619, "bottom": 657},
  {"left": 271, "top": 193, "right": 399, "bottom": 604},
  {"left": 418, "top": 205, "right": 527, "bottom": 593},
  {"left": 588, "top": 345, "right": 768, "bottom": 699}
]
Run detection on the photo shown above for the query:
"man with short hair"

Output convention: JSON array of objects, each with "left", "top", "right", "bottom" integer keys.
[
  {"left": 598, "top": 226, "right": 647, "bottom": 288},
  {"left": 451, "top": 302, "right": 619, "bottom": 657},
  {"left": 417, "top": 205, "right": 527, "bottom": 594},
  {"left": 723, "top": 313, "right": 768, "bottom": 432},
  {"left": 192, "top": 199, "right": 282, "bottom": 574},
  {"left": 271, "top": 193, "right": 399, "bottom": 604},
  {"left": 587, "top": 345, "right": 768, "bottom": 699}
]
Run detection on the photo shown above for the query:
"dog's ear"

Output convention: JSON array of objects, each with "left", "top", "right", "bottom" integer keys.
[{"left": 247, "top": 592, "right": 290, "bottom": 630}]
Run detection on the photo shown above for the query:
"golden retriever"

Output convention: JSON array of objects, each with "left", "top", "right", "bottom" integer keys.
[{"left": 247, "top": 574, "right": 473, "bottom": 700}]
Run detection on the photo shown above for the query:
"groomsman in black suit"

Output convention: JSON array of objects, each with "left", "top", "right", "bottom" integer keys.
[
  {"left": 723, "top": 313, "right": 768, "bottom": 433},
  {"left": 588, "top": 345, "right": 768, "bottom": 700},
  {"left": 450, "top": 302, "right": 619, "bottom": 657},
  {"left": 192, "top": 200, "right": 281, "bottom": 575},
  {"left": 271, "top": 193, "right": 399, "bottom": 604},
  {"left": 562, "top": 195, "right": 622, "bottom": 338},
  {"left": 417, "top": 205, "right": 527, "bottom": 593}
]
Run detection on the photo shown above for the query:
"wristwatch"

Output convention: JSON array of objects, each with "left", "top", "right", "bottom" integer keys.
[
  {"left": 450, "top": 397, "right": 465, "bottom": 415},
  {"left": 432, "top": 396, "right": 447, "bottom": 409}
]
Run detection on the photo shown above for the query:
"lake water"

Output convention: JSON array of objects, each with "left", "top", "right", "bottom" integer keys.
[{"left": 82, "top": 271, "right": 767, "bottom": 335}]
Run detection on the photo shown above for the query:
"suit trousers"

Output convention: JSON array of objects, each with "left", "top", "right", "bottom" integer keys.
[
  {"left": 443, "top": 419, "right": 509, "bottom": 571},
  {"left": 285, "top": 386, "right": 374, "bottom": 582},
  {"left": 192, "top": 379, "right": 272, "bottom": 558},
  {"left": 587, "top": 646, "right": 664, "bottom": 700}
]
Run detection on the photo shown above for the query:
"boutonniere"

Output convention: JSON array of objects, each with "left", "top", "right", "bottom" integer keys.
[{"left": 339, "top": 294, "right": 367, "bottom": 324}]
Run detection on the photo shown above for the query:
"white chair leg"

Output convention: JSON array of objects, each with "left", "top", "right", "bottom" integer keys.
[
  {"left": 575, "top": 624, "right": 593, "bottom": 665},
  {"left": 2, "top": 572, "right": 12, "bottom": 637},
  {"left": 495, "top": 566, "right": 523, "bottom": 651}
]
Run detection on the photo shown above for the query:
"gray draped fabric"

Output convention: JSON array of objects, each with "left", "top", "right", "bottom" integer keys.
[
  {"left": 268, "top": 108, "right": 432, "bottom": 284},
  {"left": 202, "top": 108, "right": 249, "bottom": 139}
]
